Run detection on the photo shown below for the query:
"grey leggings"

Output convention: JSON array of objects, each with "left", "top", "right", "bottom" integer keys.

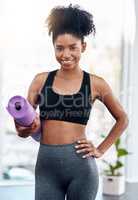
[{"left": 35, "top": 141, "right": 99, "bottom": 200}]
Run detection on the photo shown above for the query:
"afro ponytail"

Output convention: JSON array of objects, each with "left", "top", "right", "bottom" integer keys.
[{"left": 46, "top": 4, "right": 96, "bottom": 42}]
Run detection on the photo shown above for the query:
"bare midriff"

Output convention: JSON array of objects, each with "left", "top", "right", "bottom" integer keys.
[{"left": 40, "top": 120, "right": 87, "bottom": 145}]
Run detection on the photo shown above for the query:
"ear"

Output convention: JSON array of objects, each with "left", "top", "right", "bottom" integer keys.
[{"left": 81, "top": 42, "right": 87, "bottom": 53}]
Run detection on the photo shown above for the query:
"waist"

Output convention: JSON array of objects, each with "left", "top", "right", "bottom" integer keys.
[
  {"left": 40, "top": 121, "right": 86, "bottom": 144},
  {"left": 40, "top": 133, "right": 86, "bottom": 145}
]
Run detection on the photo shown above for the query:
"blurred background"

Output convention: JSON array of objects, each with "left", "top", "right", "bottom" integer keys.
[{"left": 0, "top": 0, "right": 138, "bottom": 199}]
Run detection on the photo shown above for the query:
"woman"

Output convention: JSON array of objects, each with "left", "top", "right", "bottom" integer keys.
[{"left": 15, "top": 4, "right": 129, "bottom": 200}]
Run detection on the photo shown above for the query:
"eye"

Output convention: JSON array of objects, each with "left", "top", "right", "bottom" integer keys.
[
  {"left": 56, "top": 47, "right": 63, "bottom": 51},
  {"left": 70, "top": 46, "right": 76, "bottom": 50}
]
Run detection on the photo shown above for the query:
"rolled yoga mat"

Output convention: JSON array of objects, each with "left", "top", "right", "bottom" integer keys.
[{"left": 6, "top": 95, "right": 41, "bottom": 142}]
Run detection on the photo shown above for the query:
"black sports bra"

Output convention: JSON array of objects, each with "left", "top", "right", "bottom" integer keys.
[{"left": 38, "top": 69, "right": 92, "bottom": 125}]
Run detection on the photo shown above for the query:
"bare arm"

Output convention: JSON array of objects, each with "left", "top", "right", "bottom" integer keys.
[
  {"left": 15, "top": 72, "right": 48, "bottom": 138},
  {"left": 72, "top": 75, "right": 129, "bottom": 159},
  {"left": 95, "top": 77, "right": 129, "bottom": 154}
]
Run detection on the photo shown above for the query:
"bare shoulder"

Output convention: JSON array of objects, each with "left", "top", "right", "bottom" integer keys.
[
  {"left": 89, "top": 73, "right": 104, "bottom": 85},
  {"left": 33, "top": 72, "right": 49, "bottom": 86},
  {"left": 27, "top": 71, "right": 49, "bottom": 108},
  {"left": 30, "top": 71, "right": 49, "bottom": 92}
]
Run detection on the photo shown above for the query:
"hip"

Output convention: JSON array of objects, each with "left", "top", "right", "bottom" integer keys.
[{"left": 35, "top": 141, "right": 99, "bottom": 179}]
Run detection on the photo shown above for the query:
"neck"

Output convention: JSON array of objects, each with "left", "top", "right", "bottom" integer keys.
[{"left": 57, "top": 67, "right": 83, "bottom": 80}]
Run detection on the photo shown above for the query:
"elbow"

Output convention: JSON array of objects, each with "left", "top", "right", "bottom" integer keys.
[
  {"left": 124, "top": 112, "right": 129, "bottom": 127},
  {"left": 123, "top": 117, "right": 129, "bottom": 130},
  {"left": 118, "top": 112, "right": 129, "bottom": 129}
]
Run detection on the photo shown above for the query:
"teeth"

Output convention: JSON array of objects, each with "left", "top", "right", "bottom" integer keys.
[{"left": 62, "top": 60, "right": 72, "bottom": 64}]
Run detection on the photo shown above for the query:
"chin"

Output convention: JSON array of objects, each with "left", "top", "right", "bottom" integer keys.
[{"left": 61, "top": 64, "right": 76, "bottom": 70}]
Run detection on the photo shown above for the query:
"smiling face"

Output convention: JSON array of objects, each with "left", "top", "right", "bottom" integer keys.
[{"left": 53, "top": 33, "right": 86, "bottom": 70}]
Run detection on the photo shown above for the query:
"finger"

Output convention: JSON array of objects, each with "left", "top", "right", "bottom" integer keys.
[
  {"left": 75, "top": 143, "right": 90, "bottom": 149},
  {"left": 14, "top": 120, "right": 31, "bottom": 129},
  {"left": 33, "top": 118, "right": 40, "bottom": 129},
  {"left": 82, "top": 152, "right": 94, "bottom": 158},
  {"left": 16, "top": 126, "right": 28, "bottom": 131},
  {"left": 76, "top": 147, "right": 91, "bottom": 153},
  {"left": 77, "top": 138, "right": 88, "bottom": 144},
  {"left": 31, "top": 121, "right": 36, "bottom": 129},
  {"left": 77, "top": 139, "right": 94, "bottom": 147},
  {"left": 15, "top": 122, "right": 22, "bottom": 129}
]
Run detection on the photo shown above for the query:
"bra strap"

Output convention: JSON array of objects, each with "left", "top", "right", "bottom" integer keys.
[
  {"left": 45, "top": 69, "right": 58, "bottom": 87},
  {"left": 40, "top": 69, "right": 58, "bottom": 95},
  {"left": 81, "top": 71, "right": 91, "bottom": 95}
]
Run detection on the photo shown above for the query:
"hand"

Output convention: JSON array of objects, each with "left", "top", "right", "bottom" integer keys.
[
  {"left": 14, "top": 113, "right": 40, "bottom": 138},
  {"left": 75, "top": 138, "right": 103, "bottom": 158}
]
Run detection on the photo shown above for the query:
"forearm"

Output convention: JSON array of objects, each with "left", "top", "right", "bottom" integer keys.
[{"left": 97, "top": 116, "right": 129, "bottom": 154}]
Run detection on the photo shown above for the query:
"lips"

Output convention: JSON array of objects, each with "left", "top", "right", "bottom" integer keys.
[{"left": 61, "top": 60, "right": 73, "bottom": 65}]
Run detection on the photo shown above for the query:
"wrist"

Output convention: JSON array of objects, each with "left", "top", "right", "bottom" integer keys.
[{"left": 96, "top": 147, "right": 105, "bottom": 155}]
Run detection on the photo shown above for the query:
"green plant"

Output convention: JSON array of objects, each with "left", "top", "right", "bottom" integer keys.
[{"left": 101, "top": 135, "right": 129, "bottom": 176}]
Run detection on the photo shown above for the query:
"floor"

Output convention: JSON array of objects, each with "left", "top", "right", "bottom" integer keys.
[
  {"left": 101, "top": 182, "right": 138, "bottom": 200},
  {"left": 0, "top": 181, "right": 137, "bottom": 200}
]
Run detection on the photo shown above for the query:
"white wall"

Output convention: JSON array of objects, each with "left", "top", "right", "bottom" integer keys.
[{"left": 125, "top": 0, "right": 138, "bottom": 182}]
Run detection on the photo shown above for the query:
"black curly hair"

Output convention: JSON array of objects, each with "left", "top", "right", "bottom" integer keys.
[{"left": 46, "top": 4, "right": 96, "bottom": 43}]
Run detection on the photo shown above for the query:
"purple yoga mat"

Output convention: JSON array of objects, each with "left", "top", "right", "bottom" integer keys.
[{"left": 6, "top": 95, "right": 41, "bottom": 142}]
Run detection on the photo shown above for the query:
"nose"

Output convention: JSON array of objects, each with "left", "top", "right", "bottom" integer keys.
[{"left": 62, "top": 48, "right": 71, "bottom": 59}]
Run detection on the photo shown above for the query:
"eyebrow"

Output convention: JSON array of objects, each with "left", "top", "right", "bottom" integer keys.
[{"left": 55, "top": 43, "right": 77, "bottom": 47}]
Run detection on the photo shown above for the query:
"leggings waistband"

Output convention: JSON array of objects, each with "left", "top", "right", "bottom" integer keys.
[{"left": 40, "top": 141, "right": 78, "bottom": 148}]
